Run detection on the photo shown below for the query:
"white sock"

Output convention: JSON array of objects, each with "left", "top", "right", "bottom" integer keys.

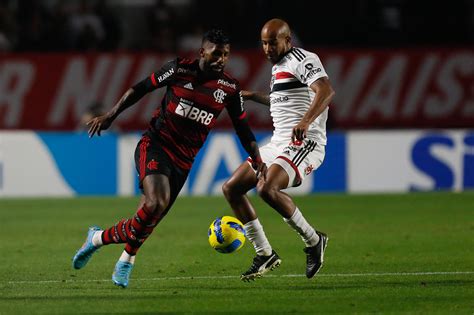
[
  {"left": 244, "top": 218, "right": 273, "bottom": 256},
  {"left": 284, "top": 207, "right": 320, "bottom": 247},
  {"left": 119, "top": 250, "right": 136, "bottom": 264},
  {"left": 92, "top": 231, "right": 103, "bottom": 247}
]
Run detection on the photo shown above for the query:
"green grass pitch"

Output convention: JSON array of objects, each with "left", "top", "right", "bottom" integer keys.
[{"left": 0, "top": 192, "right": 473, "bottom": 314}]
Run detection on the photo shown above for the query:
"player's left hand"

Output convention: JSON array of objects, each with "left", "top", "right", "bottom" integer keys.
[{"left": 292, "top": 121, "right": 310, "bottom": 143}]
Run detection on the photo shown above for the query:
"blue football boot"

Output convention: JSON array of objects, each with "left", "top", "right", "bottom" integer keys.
[
  {"left": 72, "top": 226, "right": 101, "bottom": 269},
  {"left": 112, "top": 260, "right": 134, "bottom": 288}
]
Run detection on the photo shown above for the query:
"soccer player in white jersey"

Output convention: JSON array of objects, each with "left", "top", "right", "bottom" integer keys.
[{"left": 222, "top": 18, "right": 335, "bottom": 281}]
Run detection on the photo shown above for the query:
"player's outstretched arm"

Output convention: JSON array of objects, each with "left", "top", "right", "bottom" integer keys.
[
  {"left": 242, "top": 90, "right": 270, "bottom": 106},
  {"left": 87, "top": 87, "right": 145, "bottom": 138},
  {"left": 231, "top": 115, "right": 267, "bottom": 180},
  {"left": 247, "top": 143, "right": 267, "bottom": 180},
  {"left": 228, "top": 89, "right": 268, "bottom": 179},
  {"left": 87, "top": 59, "right": 177, "bottom": 138}
]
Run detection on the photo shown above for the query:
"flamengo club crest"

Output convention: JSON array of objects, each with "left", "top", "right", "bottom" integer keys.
[{"left": 213, "top": 88, "right": 227, "bottom": 103}]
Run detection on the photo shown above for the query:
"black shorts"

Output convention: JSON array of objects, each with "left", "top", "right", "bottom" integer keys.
[{"left": 134, "top": 134, "right": 189, "bottom": 200}]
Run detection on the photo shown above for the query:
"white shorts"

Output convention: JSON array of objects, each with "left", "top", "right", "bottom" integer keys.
[{"left": 248, "top": 138, "right": 325, "bottom": 188}]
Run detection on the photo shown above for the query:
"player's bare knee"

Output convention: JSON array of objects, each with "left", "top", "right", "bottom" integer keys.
[
  {"left": 223, "top": 177, "right": 247, "bottom": 200},
  {"left": 222, "top": 180, "right": 234, "bottom": 199},
  {"left": 145, "top": 195, "right": 170, "bottom": 216},
  {"left": 221, "top": 180, "right": 230, "bottom": 197},
  {"left": 256, "top": 181, "right": 276, "bottom": 202},
  {"left": 144, "top": 198, "right": 158, "bottom": 213}
]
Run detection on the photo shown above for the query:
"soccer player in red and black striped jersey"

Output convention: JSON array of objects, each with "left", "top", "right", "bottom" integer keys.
[{"left": 72, "top": 29, "right": 267, "bottom": 288}]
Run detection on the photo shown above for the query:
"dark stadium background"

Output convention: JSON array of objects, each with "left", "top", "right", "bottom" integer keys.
[
  {"left": 0, "top": 0, "right": 472, "bottom": 131},
  {"left": 1, "top": 2, "right": 473, "bottom": 313},
  {"left": 1, "top": 0, "right": 472, "bottom": 52}
]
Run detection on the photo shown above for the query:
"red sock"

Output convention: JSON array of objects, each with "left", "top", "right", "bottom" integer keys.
[
  {"left": 102, "top": 218, "right": 129, "bottom": 244},
  {"left": 102, "top": 205, "right": 158, "bottom": 255}
]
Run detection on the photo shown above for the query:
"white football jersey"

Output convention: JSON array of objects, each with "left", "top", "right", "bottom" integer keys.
[{"left": 269, "top": 47, "right": 329, "bottom": 145}]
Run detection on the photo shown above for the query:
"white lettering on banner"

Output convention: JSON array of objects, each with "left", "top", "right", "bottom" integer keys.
[
  {"left": 0, "top": 62, "right": 34, "bottom": 127},
  {"left": 348, "top": 131, "right": 419, "bottom": 192},
  {"left": 102, "top": 57, "right": 132, "bottom": 113},
  {"left": 116, "top": 56, "right": 165, "bottom": 123},
  {"left": 49, "top": 56, "right": 112, "bottom": 125},
  {"left": 192, "top": 134, "right": 243, "bottom": 195},
  {"left": 356, "top": 56, "right": 406, "bottom": 119},
  {"left": 424, "top": 53, "right": 473, "bottom": 117},
  {"left": 326, "top": 52, "right": 474, "bottom": 124},
  {"left": 326, "top": 57, "right": 372, "bottom": 119},
  {"left": 414, "top": 133, "right": 463, "bottom": 191},
  {"left": 401, "top": 55, "right": 439, "bottom": 117},
  {"left": 348, "top": 130, "right": 473, "bottom": 193},
  {"left": 0, "top": 50, "right": 470, "bottom": 130},
  {"left": 0, "top": 132, "right": 73, "bottom": 196},
  {"left": 118, "top": 134, "right": 141, "bottom": 196}
]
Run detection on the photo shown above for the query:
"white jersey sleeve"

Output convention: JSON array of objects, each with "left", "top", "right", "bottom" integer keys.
[{"left": 290, "top": 49, "right": 328, "bottom": 86}]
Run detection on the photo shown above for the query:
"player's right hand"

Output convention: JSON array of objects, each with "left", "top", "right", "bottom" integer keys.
[
  {"left": 291, "top": 121, "right": 310, "bottom": 143},
  {"left": 87, "top": 114, "right": 113, "bottom": 138}
]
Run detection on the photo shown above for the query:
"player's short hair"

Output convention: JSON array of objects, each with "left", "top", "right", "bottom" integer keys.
[{"left": 202, "top": 29, "right": 230, "bottom": 45}]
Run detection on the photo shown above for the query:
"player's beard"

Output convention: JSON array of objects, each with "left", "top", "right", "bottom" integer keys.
[
  {"left": 210, "top": 62, "right": 224, "bottom": 72},
  {"left": 202, "top": 62, "right": 224, "bottom": 75},
  {"left": 265, "top": 52, "right": 278, "bottom": 64}
]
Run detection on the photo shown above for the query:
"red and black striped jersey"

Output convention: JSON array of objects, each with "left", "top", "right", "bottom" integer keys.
[{"left": 137, "top": 58, "right": 247, "bottom": 170}]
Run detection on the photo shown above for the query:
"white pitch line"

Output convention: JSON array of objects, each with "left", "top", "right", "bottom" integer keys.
[{"left": 4, "top": 271, "right": 474, "bottom": 285}]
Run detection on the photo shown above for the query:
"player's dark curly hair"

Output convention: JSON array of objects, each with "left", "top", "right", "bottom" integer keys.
[{"left": 202, "top": 29, "right": 230, "bottom": 45}]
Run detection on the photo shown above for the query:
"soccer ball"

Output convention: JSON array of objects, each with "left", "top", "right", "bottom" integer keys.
[{"left": 208, "top": 216, "right": 246, "bottom": 253}]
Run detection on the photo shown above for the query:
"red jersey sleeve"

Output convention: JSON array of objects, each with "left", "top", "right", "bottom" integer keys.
[{"left": 132, "top": 58, "right": 178, "bottom": 93}]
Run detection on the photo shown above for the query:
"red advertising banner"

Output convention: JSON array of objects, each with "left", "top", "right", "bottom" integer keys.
[{"left": 0, "top": 48, "right": 473, "bottom": 130}]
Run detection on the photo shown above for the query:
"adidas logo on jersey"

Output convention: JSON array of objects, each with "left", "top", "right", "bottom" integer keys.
[
  {"left": 184, "top": 82, "right": 193, "bottom": 90},
  {"left": 176, "top": 99, "right": 214, "bottom": 125}
]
